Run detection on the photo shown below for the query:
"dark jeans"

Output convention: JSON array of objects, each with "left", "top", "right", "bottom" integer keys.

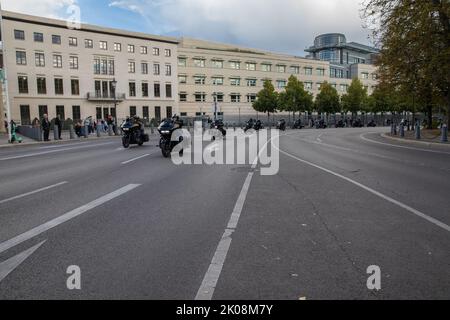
[
  {"left": 57, "top": 126, "right": 62, "bottom": 139},
  {"left": 43, "top": 129, "right": 50, "bottom": 141}
]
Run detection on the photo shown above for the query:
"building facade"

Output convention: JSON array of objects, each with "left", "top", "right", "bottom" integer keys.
[
  {"left": 0, "top": 11, "right": 179, "bottom": 125},
  {"left": 0, "top": 11, "right": 379, "bottom": 126}
]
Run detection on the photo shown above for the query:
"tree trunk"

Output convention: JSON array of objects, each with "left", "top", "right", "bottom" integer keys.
[{"left": 427, "top": 105, "right": 433, "bottom": 130}]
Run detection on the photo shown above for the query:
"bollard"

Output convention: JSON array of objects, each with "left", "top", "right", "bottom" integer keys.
[
  {"left": 441, "top": 124, "right": 448, "bottom": 143},
  {"left": 84, "top": 125, "right": 89, "bottom": 138},
  {"left": 415, "top": 122, "right": 421, "bottom": 140},
  {"left": 108, "top": 125, "right": 113, "bottom": 136},
  {"left": 69, "top": 125, "right": 75, "bottom": 140},
  {"left": 54, "top": 126, "right": 59, "bottom": 141},
  {"left": 400, "top": 124, "right": 405, "bottom": 137},
  {"left": 393, "top": 123, "right": 398, "bottom": 136},
  {"left": 391, "top": 123, "right": 395, "bottom": 135}
]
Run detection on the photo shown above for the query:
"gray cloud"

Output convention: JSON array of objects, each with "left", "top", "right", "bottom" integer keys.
[{"left": 109, "top": 0, "right": 373, "bottom": 56}]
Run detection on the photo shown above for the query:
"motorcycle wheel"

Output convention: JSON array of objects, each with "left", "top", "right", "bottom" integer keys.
[
  {"left": 122, "top": 136, "right": 130, "bottom": 149},
  {"left": 162, "top": 148, "right": 171, "bottom": 158}
]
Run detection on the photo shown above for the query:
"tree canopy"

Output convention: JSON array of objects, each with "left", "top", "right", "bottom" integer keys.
[
  {"left": 341, "top": 78, "right": 369, "bottom": 115},
  {"left": 253, "top": 80, "right": 279, "bottom": 118},
  {"left": 315, "top": 81, "right": 341, "bottom": 115}
]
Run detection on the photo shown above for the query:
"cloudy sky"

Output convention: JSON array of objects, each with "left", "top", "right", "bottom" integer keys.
[{"left": 1, "top": 0, "right": 373, "bottom": 55}]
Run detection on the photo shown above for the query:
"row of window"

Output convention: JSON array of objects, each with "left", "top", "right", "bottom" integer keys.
[
  {"left": 127, "top": 82, "right": 172, "bottom": 99},
  {"left": 14, "top": 29, "right": 172, "bottom": 56},
  {"left": 178, "top": 57, "right": 326, "bottom": 75},
  {"left": 18, "top": 76, "right": 79, "bottom": 95},
  {"left": 125, "top": 61, "right": 171, "bottom": 76},
  {"left": 16, "top": 51, "right": 79, "bottom": 69},
  {"left": 179, "top": 92, "right": 257, "bottom": 103}
]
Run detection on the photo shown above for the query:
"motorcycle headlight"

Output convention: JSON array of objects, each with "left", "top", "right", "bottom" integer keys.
[
  {"left": 161, "top": 130, "right": 170, "bottom": 134},
  {"left": 123, "top": 128, "right": 129, "bottom": 131}
]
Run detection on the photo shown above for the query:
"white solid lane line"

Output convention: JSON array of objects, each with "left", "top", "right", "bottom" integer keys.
[
  {"left": 0, "top": 184, "right": 141, "bottom": 255},
  {"left": 121, "top": 154, "right": 151, "bottom": 165},
  {"left": 196, "top": 172, "right": 254, "bottom": 301},
  {"left": 0, "top": 142, "right": 115, "bottom": 161},
  {"left": 276, "top": 146, "right": 450, "bottom": 233},
  {"left": 360, "top": 133, "right": 450, "bottom": 155},
  {"left": 0, "top": 181, "right": 68, "bottom": 205}
]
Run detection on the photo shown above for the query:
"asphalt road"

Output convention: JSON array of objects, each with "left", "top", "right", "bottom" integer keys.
[{"left": 0, "top": 127, "right": 449, "bottom": 300}]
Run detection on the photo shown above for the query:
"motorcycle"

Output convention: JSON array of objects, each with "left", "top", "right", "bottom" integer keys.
[
  {"left": 121, "top": 120, "right": 149, "bottom": 148},
  {"left": 253, "top": 120, "right": 263, "bottom": 131},
  {"left": 292, "top": 119, "right": 304, "bottom": 129},
  {"left": 367, "top": 120, "right": 377, "bottom": 127},
  {"left": 276, "top": 119, "right": 287, "bottom": 131},
  {"left": 210, "top": 119, "right": 227, "bottom": 141},
  {"left": 315, "top": 119, "right": 327, "bottom": 129},
  {"left": 352, "top": 119, "right": 364, "bottom": 128},
  {"left": 336, "top": 120, "right": 345, "bottom": 128},
  {"left": 158, "top": 118, "right": 184, "bottom": 158},
  {"left": 244, "top": 120, "right": 255, "bottom": 133}
]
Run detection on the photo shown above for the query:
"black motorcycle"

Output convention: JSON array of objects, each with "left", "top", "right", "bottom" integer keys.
[
  {"left": 253, "top": 120, "right": 263, "bottom": 131},
  {"left": 244, "top": 120, "right": 255, "bottom": 133},
  {"left": 315, "top": 119, "right": 327, "bottom": 129},
  {"left": 336, "top": 120, "right": 345, "bottom": 128},
  {"left": 292, "top": 119, "right": 304, "bottom": 129},
  {"left": 276, "top": 119, "right": 287, "bottom": 131},
  {"left": 121, "top": 120, "right": 149, "bottom": 148},
  {"left": 367, "top": 120, "right": 377, "bottom": 127},
  {"left": 210, "top": 119, "right": 227, "bottom": 140},
  {"left": 352, "top": 119, "right": 364, "bottom": 128},
  {"left": 158, "top": 118, "right": 184, "bottom": 158}
]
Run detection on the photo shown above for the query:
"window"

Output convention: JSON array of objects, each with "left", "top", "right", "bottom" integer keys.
[
  {"left": 317, "top": 68, "right": 325, "bottom": 76},
  {"left": 142, "top": 83, "right": 149, "bottom": 97},
  {"left": 52, "top": 35, "right": 61, "bottom": 45},
  {"left": 246, "top": 63, "right": 256, "bottom": 71},
  {"left": 56, "top": 106, "right": 65, "bottom": 120},
  {"left": 153, "top": 47, "right": 160, "bottom": 56},
  {"left": 247, "top": 94, "right": 257, "bottom": 103},
  {"left": 247, "top": 79, "right": 257, "bottom": 87},
  {"left": 179, "top": 93, "right": 187, "bottom": 102},
  {"left": 108, "top": 60, "right": 115, "bottom": 75},
  {"left": 16, "top": 51, "right": 27, "bottom": 65},
  {"left": 85, "top": 39, "right": 93, "bottom": 48},
  {"left": 212, "top": 60, "right": 223, "bottom": 68},
  {"left": 14, "top": 30, "right": 25, "bottom": 40},
  {"left": 18, "top": 76, "right": 28, "bottom": 94},
  {"left": 362, "top": 72, "right": 369, "bottom": 79},
  {"left": 154, "top": 83, "right": 161, "bottom": 98},
  {"left": 304, "top": 82, "right": 313, "bottom": 90},
  {"left": 261, "top": 64, "right": 272, "bottom": 72},
  {"left": 153, "top": 63, "right": 160, "bottom": 75},
  {"left": 128, "top": 61, "right": 136, "bottom": 73},
  {"left": 20, "top": 105, "right": 31, "bottom": 125},
  {"left": 143, "top": 106, "right": 149, "bottom": 120},
  {"left": 194, "top": 76, "right": 206, "bottom": 85},
  {"left": 69, "top": 37, "right": 78, "bottom": 46},
  {"left": 69, "top": 56, "right": 79, "bottom": 69},
  {"left": 35, "top": 53, "right": 45, "bottom": 67},
  {"left": 166, "top": 107, "right": 172, "bottom": 119},
  {"left": 340, "top": 84, "right": 348, "bottom": 92},
  {"left": 372, "top": 73, "right": 378, "bottom": 80},
  {"left": 140, "top": 46, "right": 147, "bottom": 54},
  {"left": 178, "top": 75, "right": 187, "bottom": 84},
  {"left": 165, "top": 49, "right": 171, "bottom": 57},
  {"left": 71, "top": 79, "right": 80, "bottom": 95},
  {"left": 37, "top": 77, "right": 47, "bottom": 94},
  {"left": 195, "top": 93, "right": 206, "bottom": 102},
  {"left": 290, "top": 66, "right": 300, "bottom": 74},
  {"left": 130, "top": 106, "right": 137, "bottom": 117},
  {"left": 194, "top": 59, "right": 205, "bottom": 68},
  {"left": 178, "top": 57, "right": 187, "bottom": 67},
  {"left": 34, "top": 32, "right": 44, "bottom": 42},
  {"left": 214, "top": 93, "right": 224, "bottom": 102},
  {"left": 54, "top": 78, "right": 64, "bottom": 95},
  {"left": 99, "top": 41, "right": 108, "bottom": 50},
  {"left": 39, "top": 105, "right": 48, "bottom": 120},
  {"left": 231, "top": 94, "right": 241, "bottom": 103},
  {"left": 277, "top": 80, "right": 287, "bottom": 89},
  {"left": 212, "top": 77, "right": 224, "bottom": 86},
  {"left": 230, "top": 61, "right": 240, "bottom": 70},
  {"left": 277, "top": 65, "right": 286, "bottom": 73},
  {"left": 230, "top": 78, "right": 241, "bottom": 86},
  {"left": 53, "top": 55, "right": 63, "bottom": 68},
  {"left": 304, "top": 67, "right": 313, "bottom": 75},
  {"left": 114, "top": 43, "right": 122, "bottom": 52},
  {"left": 165, "top": 64, "right": 172, "bottom": 76},
  {"left": 141, "top": 63, "right": 148, "bottom": 74},
  {"left": 129, "top": 82, "right": 136, "bottom": 97},
  {"left": 165, "top": 84, "right": 172, "bottom": 98},
  {"left": 72, "top": 105, "right": 81, "bottom": 121},
  {"left": 128, "top": 44, "right": 135, "bottom": 53},
  {"left": 155, "top": 106, "right": 161, "bottom": 121}
]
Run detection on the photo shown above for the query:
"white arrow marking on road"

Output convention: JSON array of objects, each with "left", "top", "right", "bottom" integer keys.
[
  {"left": 0, "top": 182, "right": 68, "bottom": 205},
  {"left": 0, "top": 184, "right": 141, "bottom": 255},
  {"left": 0, "top": 241, "right": 46, "bottom": 283}
]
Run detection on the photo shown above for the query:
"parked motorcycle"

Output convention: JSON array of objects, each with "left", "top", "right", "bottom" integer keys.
[
  {"left": 210, "top": 119, "right": 227, "bottom": 140},
  {"left": 277, "top": 119, "right": 287, "bottom": 131},
  {"left": 336, "top": 120, "right": 345, "bottom": 128},
  {"left": 352, "top": 119, "right": 364, "bottom": 128},
  {"left": 315, "top": 119, "right": 327, "bottom": 129},
  {"left": 253, "top": 120, "right": 263, "bottom": 131},
  {"left": 244, "top": 119, "right": 255, "bottom": 133},
  {"left": 367, "top": 120, "right": 377, "bottom": 127},
  {"left": 121, "top": 118, "right": 149, "bottom": 148},
  {"left": 158, "top": 116, "right": 184, "bottom": 158},
  {"left": 292, "top": 119, "right": 304, "bottom": 129}
]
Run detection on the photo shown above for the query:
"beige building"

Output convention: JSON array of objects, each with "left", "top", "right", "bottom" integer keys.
[{"left": 0, "top": 11, "right": 179, "bottom": 125}]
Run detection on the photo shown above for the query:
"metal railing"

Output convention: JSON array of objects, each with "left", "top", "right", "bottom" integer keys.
[{"left": 86, "top": 92, "right": 126, "bottom": 101}]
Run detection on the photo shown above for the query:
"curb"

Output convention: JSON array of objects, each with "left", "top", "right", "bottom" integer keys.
[
  {"left": 381, "top": 133, "right": 450, "bottom": 148},
  {"left": 0, "top": 135, "right": 121, "bottom": 149}
]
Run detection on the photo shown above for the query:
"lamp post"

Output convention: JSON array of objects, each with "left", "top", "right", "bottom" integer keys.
[
  {"left": 212, "top": 93, "right": 218, "bottom": 121},
  {"left": 111, "top": 78, "right": 118, "bottom": 135}
]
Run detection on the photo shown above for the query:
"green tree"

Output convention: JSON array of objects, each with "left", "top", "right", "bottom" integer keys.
[
  {"left": 315, "top": 82, "right": 341, "bottom": 115},
  {"left": 341, "top": 78, "right": 369, "bottom": 117},
  {"left": 282, "top": 75, "right": 314, "bottom": 120},
  {"left": 253, "top": 80, "right": 279, "bottom": 121}
]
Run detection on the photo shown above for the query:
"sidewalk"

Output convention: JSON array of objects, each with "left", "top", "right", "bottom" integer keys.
[{"left": 383, "top": 129, "right": 449, "bottom": 146}]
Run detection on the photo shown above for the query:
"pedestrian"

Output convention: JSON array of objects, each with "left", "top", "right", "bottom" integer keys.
[
  {"left": 41, "top": 114, "right": 51, "bottom": 141},
  {"left": 75, "top": 120, "right": 82, "bottom": 138},
  {"left": 55, "top": 115, "right": 63, "bottom": 140}
]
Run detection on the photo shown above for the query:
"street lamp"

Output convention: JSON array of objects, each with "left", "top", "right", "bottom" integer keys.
[
  {"left": 111, "top": 78, "right": 118, "bottom": 135},
  {"left": 212, "top": 93, "right": 218, "bottom": 121}
]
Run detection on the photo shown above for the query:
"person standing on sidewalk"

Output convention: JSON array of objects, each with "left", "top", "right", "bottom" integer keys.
[
  {"left": 41, "top": 114, "right": 51, "bottom": 142},
  {"left": 55, "top": 115, "right": 63, "bottom": 140}
]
